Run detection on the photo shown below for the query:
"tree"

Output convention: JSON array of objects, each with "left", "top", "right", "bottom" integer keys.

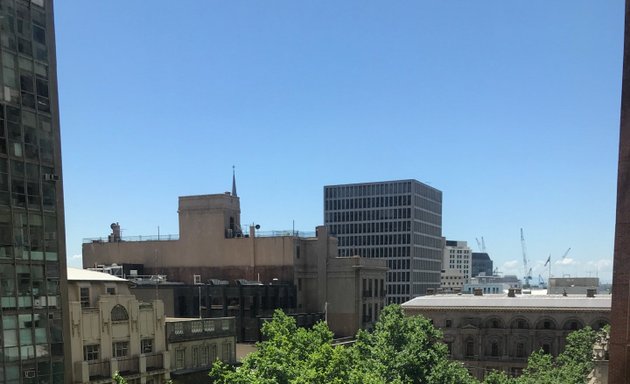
[{"left": 210, "top": 305, "right": 476, "bottom": 384}]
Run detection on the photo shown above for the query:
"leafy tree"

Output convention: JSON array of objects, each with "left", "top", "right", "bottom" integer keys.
[{"left": 210, "top": 305, "right": 475, "bottom": 384}]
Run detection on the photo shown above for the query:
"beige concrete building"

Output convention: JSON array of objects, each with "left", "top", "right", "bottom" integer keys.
[
  {"left": 402, "top": 291, "right": 610, "bottom": 380},
  {"left": 82, "top": 190, "right": 386, "bottom": 337},
  {"left": 67, "top": 267, "right": 170, "bottom": 384}
]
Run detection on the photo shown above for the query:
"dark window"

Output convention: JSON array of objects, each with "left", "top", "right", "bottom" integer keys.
[
  {"left": 79, "top": 287, "right": 89, "bottom": 307},
  {"left": 445, "top": 319, "right": 452, "bottom": 328},
  {"left": 465, "top": 340, "right": 474, "bottom": 357},
  {"left": 106, "top": 287, "right": 115, "bottom": 295},
  {"left": 516, "top": 343, "right": 525, "bottom": 358},
  {"left": 141, "top": 339, "right": 153, "bottom": 353},
  {"left": 113, "top": 341, "right": 129, "bottom": 358},
  {"left": 83, "top": 344, "right": 99, "bottom": 361},
  {"left": 491, "top": 342, "right": 499, "bottom": 357},
  {"left": 542, "top": 343, "right": 551, "bottom": 354},
  {"left": 111, "top": 305, "right": 129, "bottom": 322}
]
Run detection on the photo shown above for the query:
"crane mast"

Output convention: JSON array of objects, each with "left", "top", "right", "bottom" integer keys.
[{"left": 521, "top": 228, "right": 531, "bottom": 288}]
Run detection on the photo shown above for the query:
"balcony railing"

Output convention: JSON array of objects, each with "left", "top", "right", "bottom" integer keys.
[
  {"left": 145, "top": 353, "right": 163, "bottom": 371},
  {"left": 117, "top": 356, "right": 139, "bottom": 374},
  {"left": 87, "top": 360, "right": 110, "bottom": 379}
]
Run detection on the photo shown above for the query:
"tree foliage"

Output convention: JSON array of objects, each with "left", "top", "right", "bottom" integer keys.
[{"left": 210, "top": 305, "right": 473, "bottom": 384}]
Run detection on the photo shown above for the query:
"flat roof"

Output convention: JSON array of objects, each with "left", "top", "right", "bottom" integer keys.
[
  {"left": 67, "top": 267, "right": 128, "bottom": 282},
  {"left": 401, "top": 294, "right": 611, "bottom": 311}
]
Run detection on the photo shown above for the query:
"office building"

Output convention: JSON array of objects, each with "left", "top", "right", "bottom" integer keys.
[
  {"left": 324, "top": 180, "right": 443, "bottom": 303},
  {"left": 471, "top": 252, "right": 493, "bottom": 277},
  {"left": 402, "top": 291, "right": 610, "bottom": 380},
  {"left": 0, "top": 1, "right": 69, "bottom": 383},
  {"left": 82, "top": 188, "right": 386, "bottom": 338},
  {"left": 440, "top": 240, "right": 471, "bottom": 291}
]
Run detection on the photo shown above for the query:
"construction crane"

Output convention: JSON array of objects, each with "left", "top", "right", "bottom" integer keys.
[
  {"left": 561, "top": 247, "right": 571, "bottom": 260},
  {"left": 475, "top": 237, "right": 488, "bottom": 252},
  {"left": 521, "top": 228, "right": 531, "bottom": 288}
]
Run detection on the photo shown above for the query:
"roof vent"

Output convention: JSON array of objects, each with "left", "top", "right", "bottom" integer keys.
[
  {"left": 508, "top": 288, "right": 516, "bottom": 297},
  {"left": 587, "top": 288, "right": 596, "bottom": 298},
  {"left": 426, "top": 288, "right": 435, "bottom": 295}
]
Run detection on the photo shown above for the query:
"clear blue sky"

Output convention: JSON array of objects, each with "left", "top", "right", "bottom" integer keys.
[{"left": 55, "top": 1, "right": 624, "bottom": 282}]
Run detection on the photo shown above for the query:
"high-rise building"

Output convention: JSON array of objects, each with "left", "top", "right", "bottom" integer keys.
[
  {"left": 471, "top": 252, "right": 494, "bottom": 277},
  {"left": 0, "top": 1, "right": 69, "bottom": 383},
  {"left": 324, "top": 180, "right": 443, "bottom": 303}
]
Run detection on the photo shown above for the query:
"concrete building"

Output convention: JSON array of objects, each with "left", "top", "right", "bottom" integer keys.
[
  {"left": 441, "top": 240, "right": 472, "bottom": 292},
  {"left": 82, "top": 190, "right": 386, "bottom": 338},
  {"left": 0, "top": 1, "right": 70, "bottom": 382},
  {"left": 471, "top": 252, "right": 493, "bottom": 277},
  {"left": 323, "top": 179, "right": 443, "bottom": 303},
  {"left": 548, "top": 277, "right": 599, "bottom": 295},
  {"left": 402, "top": 292, "right": 610, "bottom": 380},
  {"left": 67, "top": 267, "right": 170, "bottom": 384},
  {"left": 463, "top": 274, "right": 521, "bottom": 295},
  {"left": 165, "top": 317, "right": 236, "bottom": 383}
]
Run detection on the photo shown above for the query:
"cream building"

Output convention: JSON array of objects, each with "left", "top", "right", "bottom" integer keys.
[
  {"left": 402, "top": 291, "right": 610, "bottom": 380},
  {"left": 67, "top": 267, "right": 170, "bottom": 384}
]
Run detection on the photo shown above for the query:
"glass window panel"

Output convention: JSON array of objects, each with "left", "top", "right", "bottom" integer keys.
[
  {"left": 3, "top": 315, "right": 17, "bottom": 329},
  {"left": 3, "top": 330, "right": 17, "bottom": 346}
]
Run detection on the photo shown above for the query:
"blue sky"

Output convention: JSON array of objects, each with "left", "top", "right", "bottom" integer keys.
[{"left": 55, "top": 1, "right": 624, "bottom": 282}]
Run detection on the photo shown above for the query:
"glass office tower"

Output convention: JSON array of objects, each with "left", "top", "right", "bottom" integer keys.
[
  {"left": 324, "top": 180, "right": 443, "bottom": 304},
  {"left": 0, "top": 0, "right": 68, "bottom": 383}
]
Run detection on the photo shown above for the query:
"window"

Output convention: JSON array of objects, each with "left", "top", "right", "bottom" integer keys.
[
  {"left": 222, "top": 342, "right": 231, "bottom": 362},
  {"left": 491, "top": 342, "right": 499, "bottom": 357},
  {"left": 106, "top": 287, "right": 116, "bottom": 295},
  {"left": 111, "top": 305, "right": 129, "bottom": 322},
  {"left": 542, "top": 343, "right": 551, "bottom": 354},
  {"left": 192, "top": 321, "right": 202, "bottom": 333},
  {"left": 174, "top": 322, "right": 184, "bottom": 335},
  {"left": 83, "top": 344, "right": 99, "bottom": 361},
  {"left": 516, "top": 342, "right": 525, "bottom": 358},
  {"left": 192, "top": 346, "right": 200, "bottom": 367},
  {"left": 113, "top": 341, "right": 129, "bottom": 358},
  {"left": 175, "top": 348, "right": 185, "bottom": 369},
  {"left": 201, "top": 345, "right": 210, "bottom": 366},
  {"left": 465, "top": 340, "right": 475, "bottom": 357},
  {"left": 79, "top": 287, "right": 89, "bottom": 307},
  {"left": 445, "top": 319, "right": 452, "bottom": 328},
  {"left": 141, "top": 339, "right": 153, "bottom": 354}
]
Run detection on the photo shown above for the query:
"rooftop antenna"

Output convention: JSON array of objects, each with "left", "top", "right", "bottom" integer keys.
[{"left": 232, "top": 165, "right": 237, "bottom": 197}]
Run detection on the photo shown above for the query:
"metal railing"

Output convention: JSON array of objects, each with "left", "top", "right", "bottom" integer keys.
[
  {"left": 83, "top": 234, "right": 179, "bottom": 243},
  {"left": 87, "top": 360, "right": 110, "bottom": 379},
  {"left": 145, "top": 353, "right": 163, "bottom": 371},
  {"left": 116, "top": 356, "right": 139, "bottom": 374},
  {"left": 254, "top": 230, "right": 316, "bottom": 238}
]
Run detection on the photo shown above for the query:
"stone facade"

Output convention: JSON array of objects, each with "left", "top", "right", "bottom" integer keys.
[{"left": 402, "top": 293, "right": 610, "bottom": 380}]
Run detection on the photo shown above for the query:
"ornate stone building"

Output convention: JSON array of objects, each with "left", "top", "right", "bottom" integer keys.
[{"left": 402, "top": 291, "right": 610, "bottom": 380}]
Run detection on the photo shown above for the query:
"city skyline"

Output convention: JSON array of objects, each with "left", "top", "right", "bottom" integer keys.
[{"left": 55, "top": 1, "right": 624, "bottom": 282}]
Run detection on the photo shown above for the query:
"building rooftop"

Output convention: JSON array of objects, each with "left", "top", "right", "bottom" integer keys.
[
  {"left": 165, "top": 317, "right": 233, "bottom": 323},
  {"left": 67, "top": 267, "right": 128, "bottom": 282},
  {"left": 401, "top": 294, "right": 611, "bottom": 311}
]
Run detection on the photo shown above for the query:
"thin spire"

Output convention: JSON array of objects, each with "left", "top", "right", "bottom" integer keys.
[{"left": 232, "top": 165, "right": 237, "bottom": 197}]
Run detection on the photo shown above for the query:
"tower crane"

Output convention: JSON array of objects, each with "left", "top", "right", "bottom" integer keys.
[
  {"left": 475, "top": 237, "right": 488, "bottom": 252},
  {"left": 476, "top": 238, "right": 483, "bottom": 252},
  {"left": 521, "top": 228, "right": 531, "bottom": 288},
  {"left": 561, "top": 248, "right": 571, "bottom": 260}
]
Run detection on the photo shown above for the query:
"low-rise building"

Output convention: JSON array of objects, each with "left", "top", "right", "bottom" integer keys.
[
  {"left": 548, "top": 277, "right": 600, "bottom": 295},
  {"left": 463, "top": 274, "right": 521, "bottom": 295},
  {"left": 165, "top": 317, "right": 236, "bottom": 383},
  {"left": 67, "top": 267, "right": 170, "bottom": 384},
  {"left": 401, "top": 291, "right": 610, "bottom": 380}
]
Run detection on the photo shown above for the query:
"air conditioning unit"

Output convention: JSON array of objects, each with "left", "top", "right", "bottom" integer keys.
[
  {"left": 24, "top": 369, "right": 36, "bottom": 379},
  {"left": 43, "top": 173, "right": 59, "bottom": 181}
]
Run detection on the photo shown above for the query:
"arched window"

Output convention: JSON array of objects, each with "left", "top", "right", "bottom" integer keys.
[{"left": 111, "top": 305, "right": 129, "bottom": 322}]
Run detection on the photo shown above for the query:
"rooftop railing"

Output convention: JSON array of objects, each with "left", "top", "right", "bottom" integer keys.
[{"left": 83, "top": 234, "right": 179, "bottom": 243}]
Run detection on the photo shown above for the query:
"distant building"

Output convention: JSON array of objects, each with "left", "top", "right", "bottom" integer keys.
[
  {"left": 324, "top": 179, "right": 443, "bottom": 303},
  {"left": 548, "top": 277, "right": 600, "bottom": 295},
  {"left": 471, "top": 252, "right": 493, "bottom": 277},
  {"left": 441, "top": 240, "right": 472, "bottom": 291},
  {"left": 402, "top": 292, "right": 610, "bottom": 380},
  {"left": 82, "top": 184, "right": 385, "bottom": 338},
  {"left": 463, "top": 274, "right": 521, "bottom": 295},
  {"left": 165, "top": 317, "right": 236, "bottom": 383},
  {"left": 67, "top": 267, "right": 170, "bottom": 384}
]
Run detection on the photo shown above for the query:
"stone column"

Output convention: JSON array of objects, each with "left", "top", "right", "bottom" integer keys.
[{"left": 609, "top": 1, "right": 630, "bottom": 382}]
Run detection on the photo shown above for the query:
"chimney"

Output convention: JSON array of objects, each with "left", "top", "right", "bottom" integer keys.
[
  {"left": 508, "top": 288, "right": 516, "bottom": 297},
  {"left": 473, "top": 288, "right": 483, "bottom": 296},
  {"left": 587, "top": 288, "right": 596, "bottom": 298}
]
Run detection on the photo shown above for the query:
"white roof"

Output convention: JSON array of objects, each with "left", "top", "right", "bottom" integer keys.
[
  {"left": 67, "top": 267, "right": 128, "bottom": 282},
  {"left": 402, "top": 294, "right": 611, "bottom": 311}
]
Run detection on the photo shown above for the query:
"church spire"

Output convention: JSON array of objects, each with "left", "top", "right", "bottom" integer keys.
[{"left": 232, "top": 165, "right": 237, "bottom": 197}]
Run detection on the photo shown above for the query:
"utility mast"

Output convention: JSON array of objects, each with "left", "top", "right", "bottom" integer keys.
[{"left": 521, "top": 228, "right": 531, "bottom": 288}]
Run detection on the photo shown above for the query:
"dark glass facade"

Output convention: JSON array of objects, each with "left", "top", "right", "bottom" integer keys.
[
  {"left": 324, "top": 180, "right": 443, "bottom": 303},
  {"left": 0, "top": 1, "right": 67, "bottom": 383}
]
